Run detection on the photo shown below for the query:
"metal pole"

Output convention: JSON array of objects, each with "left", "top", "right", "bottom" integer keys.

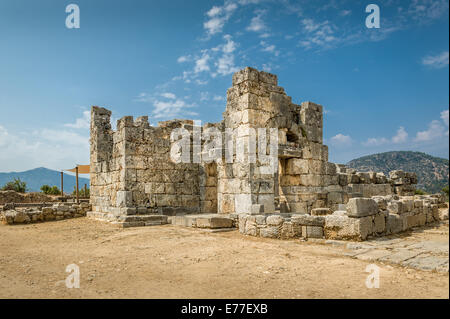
[
  {"left": 76, "top": 166, "right": 79, "bottom": 204},
  {"left": 60, "top": 171, "right": 64, "bottom": 197},
  {"left": 84, "top": 184, "right": 87, "bottom": 198}
]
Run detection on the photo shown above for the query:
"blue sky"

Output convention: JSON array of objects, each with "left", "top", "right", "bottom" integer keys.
[{"left": 0, "top": 0, "right": 448, "bottom": 172}]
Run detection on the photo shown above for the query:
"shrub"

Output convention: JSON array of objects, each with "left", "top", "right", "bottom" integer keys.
[
  {"left": 414, "top": 189, "right": 427, "bottom": 195},
  {"left": 1, "top": 178, "right": 27, "bottom": 193},
  {"left": 442, "top": 185, "right": 449, "bottom": 196},
  {"left": 40, "top": 185, "right": 61, "bottom": 195},
  {"left": 72, "top": 186, "right": 90, "bottom": 197}
]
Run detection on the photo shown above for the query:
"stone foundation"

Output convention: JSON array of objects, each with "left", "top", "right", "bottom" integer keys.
[
  {"left": 0, "top": 202, "right": 91, "bottom": 225},
  {"left": 239, "top": 194, "right": 448, "bottom": 241}
]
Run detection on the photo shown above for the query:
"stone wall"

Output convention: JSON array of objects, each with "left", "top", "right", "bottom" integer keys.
[
  {"left": 238, "top": 194, "right": 448, "bottom": 241},
  {"left": 0, "top": 190, "right": 57, "bottom": 205},
  {"left": 89, "top": 67, "right": 422, "bottom": 227},
  {"left": 90, "top": 106, "right": 221, "bottom": 225},
  {"left": 0, "top": 202, "right": 91, "bottom": 225}
]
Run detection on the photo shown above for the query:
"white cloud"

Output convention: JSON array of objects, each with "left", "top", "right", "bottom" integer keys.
[
  {"left": 330, "top": 133, "right": 352, "bottom": 146},
  {"left": 0, "top": 124, "right": 89, "bottom": 172},
  {"left": 152, "top": 98, "right": 197, "bottom": 119},
  {"left": 215, "top": 53, "right": 240, "bottom": 76},
  {"left": 161, "top": 92, "right": 176, "bottom": 99},
  {"left": 362, "top": 126, "right": 408, "bottom": 146},
  {"left": 177, "top": 55, "right": 190, "bottom": 63},
  {"left": 260, "top": 41, "right": 279, "bottom": 56},
  {"left": 441, "top": 109, "right": 449, "bottom": 125},
  {"left": 204, "top": 17, "right": 227, "bottom": 35},
  {"left": 194, "top": 53, "right": 211, "bottom": 73},
  {"left": 340, "top": 10, "right": 351, "bottom": 16},
  {"left": 195, "top": 79, "right": 208, "bottom": 85},
  {"left": 261, "top": 63, "right": 272, "bottom": 72},
  {"left": 238, "top": 0, "right": 263, "bottom": 4},
  {"left": 246, "top": 11, "right": 267, "bottom": 32},
  {"left": 362, "top": 137, "right": 389, "bottom": 147},
  {"left": 222, "top": 34, "right": 236, "bottom": 53},
  {"left": 175, "top": 34, "right": 240, "bottom": 84},
  {"left": 64, "top": 110, "right": 90, "bottom": 129},
  {"left": 415, "top": 120, "right": 446, "bottom": 141},
  {"left": 207, "top": 6, "right": 222, "bottom": 17},
  {"left": 134, "top": 92, "right": 153, "bottom": 102},
  {"left": 441, "top": 109, "right": 449, "bottom": 136},
  {"left": 299, "top": 18, "right": 337, "bottom": 50},
  {"left": 39, "top": 129, "right": 89, "bottom": 147},
  {"left": 203, "top": 2, "right": 238, "bottom": 35},
  {"left": 422, "top": 51, "right": 449, "bottom": 69},
  {"left": 392, "top": 126, "right": 408, "bottom": 144},
  {"left": 408, "top": 0, "right": 449, "bottom": 20},
  {"left": 213, "top": 95, "right": 224, "bottom": 101},
  {"left": 262, "top": 44, "right": 275, "bottom": 52}
]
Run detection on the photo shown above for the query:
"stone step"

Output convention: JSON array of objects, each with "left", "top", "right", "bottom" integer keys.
[
  {"left": 118, "top": 214, "right": 169, "bottom": 223},
  {"left": 170, "top": 214, "right": 235, "bottom": 229}
]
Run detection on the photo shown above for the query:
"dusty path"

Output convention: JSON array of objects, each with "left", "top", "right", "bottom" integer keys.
[{"left": 0, "top": 218, "right": 448, "bottom": 298}]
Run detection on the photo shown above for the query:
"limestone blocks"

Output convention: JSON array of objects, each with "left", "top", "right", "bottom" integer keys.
[
  {"left": 346, "top": 198, "right": 378, "bottom": 217},
  {"left": 0, "top": 202, "right": 91, "bottom": 225}
]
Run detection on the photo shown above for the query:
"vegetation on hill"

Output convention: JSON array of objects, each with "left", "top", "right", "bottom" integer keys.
[
  {"left": 0, "top": 167, "right": 89, "bottom": 193},
  {"left": 347, "top": 151, "right": 449, "bottom": 194},
  {"left": 40, "top": 185, "right": 61, "bottom": 195},
  {"left": 1, "top": 178, "right": 27, "bottom": 193}
]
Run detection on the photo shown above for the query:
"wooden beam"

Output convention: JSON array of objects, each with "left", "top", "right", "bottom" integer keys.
[
  {"left": 60, "top": 171, "right": 64, "bottom": 197},
  {"left": 76, "top": 166, "right": 79, "bottom": 204}
]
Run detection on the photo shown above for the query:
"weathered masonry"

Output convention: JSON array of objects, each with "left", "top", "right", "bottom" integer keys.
[{"left": 87, "top": 67, "right": 448, "bottom": 240}]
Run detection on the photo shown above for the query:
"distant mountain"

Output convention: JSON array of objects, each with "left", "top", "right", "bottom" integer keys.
[
  {"left": 0, "top": 167, "right": 90, "bottom": 193},
  {"left": 347, "top": 151, "right": 449, "bottom": 194}
]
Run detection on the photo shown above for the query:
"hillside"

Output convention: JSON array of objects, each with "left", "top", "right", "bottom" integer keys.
[
  {"left": 347, "top": 151, "right": 449, "bottom": 194},
  {"left": 0, "top": 167, "right": 90, "bottom": 193}
]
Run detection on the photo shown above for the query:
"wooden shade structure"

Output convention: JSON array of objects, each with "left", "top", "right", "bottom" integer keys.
[{"left": 63, "top": 165, "right": 90, "bottom": 203}]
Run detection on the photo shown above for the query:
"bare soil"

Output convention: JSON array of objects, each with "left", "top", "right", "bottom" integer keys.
[{"left": 0, "top": 218, "right": 448, "bottom": 299}]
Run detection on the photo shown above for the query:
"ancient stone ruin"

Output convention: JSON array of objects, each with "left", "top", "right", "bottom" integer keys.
[{"left": 86, "top": 67, "right": 448, "bottom": 240}]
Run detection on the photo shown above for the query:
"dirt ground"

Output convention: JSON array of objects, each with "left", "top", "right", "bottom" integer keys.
[{"left": 0, "top": 217, "right": 448, "bottom": 299}]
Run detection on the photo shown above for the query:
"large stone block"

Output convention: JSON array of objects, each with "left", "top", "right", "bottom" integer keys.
[
  {"left": 116, "top": 191, "right": 133, "bottom": 207},
  {"left": 196, "top": 216, "right": 233, "bottom": 229},
  {"left": 385, "top": 213, "right": 405, "bottom": 234},
  {"left": 373, "top": 212, "right": 386, "bottom": 234},
  {"left": 266, "top": 215, "right": 284, "bottom": 226},
  {"left": 291, "top": 214, "right": 325, "bottom": 226},
  {"left": 324, "top": 215, "right": 372, "bottom": 241},
  {"left": 286, "top": 158, "right": 309, "bottom": 175},
  {"left": 387, "top": 200, "right": 403, "bottom": 215},
  {"left": 303, "top": 226, "right": 323, "bottom": 238},
  {"left": 260, "top": 225, "right": 281, "bottom": 238},
  {"left": 234, "top": 194, "right": 252, "bottom": 214},
  {"left": 372, "top": 196, "right": 387, "bottom": 210},
  {"left": 346, "top": 198, "right": 378, "bottom": 217}
]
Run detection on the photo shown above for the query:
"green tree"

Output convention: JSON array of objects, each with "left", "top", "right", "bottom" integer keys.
[
  {"left": 442, "top": 185, "right": 449, "bottom": 196},
  {"left": 1, "top": 178, "right": 27, "bottom": 193},
  {"left": 414, "top": 189, "right": 427, "bottom": 195},
  {"left": 40, "top": 185, "right": 61, "bottom": 195}
]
